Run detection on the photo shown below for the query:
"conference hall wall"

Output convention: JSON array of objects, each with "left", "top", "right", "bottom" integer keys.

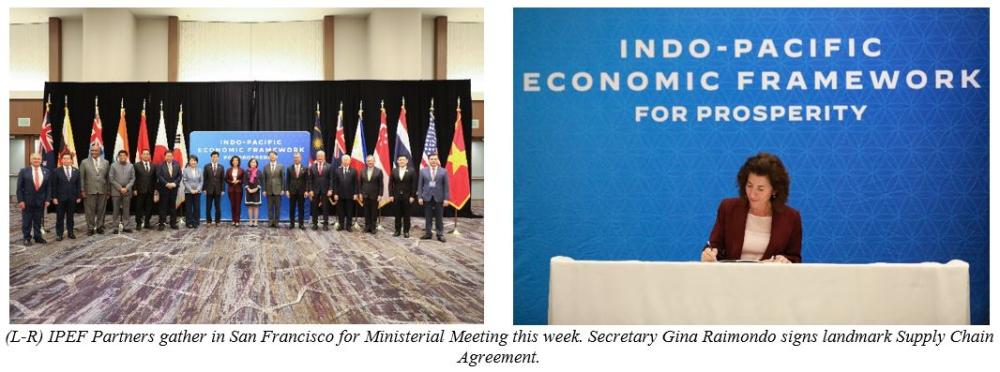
[
  {"left": 42, "top": 80, "right": 476, "bottom": 219},
  {"left": 513, "top": 8, "right": 989, "bottom": 324}
]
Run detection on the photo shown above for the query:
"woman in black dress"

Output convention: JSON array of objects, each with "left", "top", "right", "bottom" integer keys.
[{"left": 245, "top": 158, "right": 263, "bottom": 227}]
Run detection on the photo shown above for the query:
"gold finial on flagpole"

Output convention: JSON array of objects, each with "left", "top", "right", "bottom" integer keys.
[
  {"left": 47, "top": 94, "right": 51, "bottom": 105},
  {"left": 95, "top": 95, "right": 99, "bottom": 107},
  {"left": 121, "top": 98, "right": 124, "bottom": 109},
  {"left": 359, "top": 100, "right": 364, "bottom": 115},
  {"left": 316, "top": 101, "right": 320, "bottom": 114},
  {"left": 457, "top": 96, "right": 461, "bottom": 112},
  {"left": 430, "top": 97, "right": 435, "bottom": 112},
  {"left": 180, "top": 103, "right": 183, "bottom": 112},
  {"left": 401, "top": 96, "right": 406, "bottom": 108},
  {"left": 339, "top": 101, "right": 343, "bottom": 112},
  {"left": 160, "top": 101, "right": 163, "bottom": 111},
  {"left": 142, "top": 99, "right": 147, "bottom": 111},
  {"left": 380, "top": 99, "right": 384, "bottom": 110}
]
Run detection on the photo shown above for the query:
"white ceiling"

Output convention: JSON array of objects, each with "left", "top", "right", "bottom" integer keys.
[{"left": 10, "top": 8, "right": 484, "bottom": 24}]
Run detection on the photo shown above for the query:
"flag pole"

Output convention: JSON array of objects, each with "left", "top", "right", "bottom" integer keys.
[
  {"left": 354, "top": 100, "right": 363, "bottom": 231},
  {"left": 451, "top": 96, "right": 462, "bottom": 236}
]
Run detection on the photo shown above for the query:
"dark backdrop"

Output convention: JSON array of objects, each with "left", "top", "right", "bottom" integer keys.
[{"left": 42, "top": 80, "right": 476, "bottom": 217}]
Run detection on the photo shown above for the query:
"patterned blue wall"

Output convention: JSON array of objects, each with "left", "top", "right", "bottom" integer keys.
[{"left": 514, "top": 8, "right": 989, "bottom": 325}]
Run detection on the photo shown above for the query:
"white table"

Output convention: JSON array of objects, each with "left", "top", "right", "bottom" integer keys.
[{"left": 548, "top": 256, "right": 969, "bottom": 325}]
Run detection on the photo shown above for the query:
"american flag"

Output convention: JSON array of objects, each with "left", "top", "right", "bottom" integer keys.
[{"left": 420, "top": 104, "right": 438, "bottom": 171}]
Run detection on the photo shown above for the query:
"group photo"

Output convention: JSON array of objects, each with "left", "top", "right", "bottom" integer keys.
[{"left": 9, "top": 7, "right": 485, "bottom": 324}]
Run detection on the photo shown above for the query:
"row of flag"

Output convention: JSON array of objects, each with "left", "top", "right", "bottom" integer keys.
[{"left": 38, "top": 95, "right": 470, "bottom": 211}]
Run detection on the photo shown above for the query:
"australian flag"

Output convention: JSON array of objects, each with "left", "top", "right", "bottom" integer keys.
[{"left": 38, "top": 100, "right": 56, "bottom": 169}]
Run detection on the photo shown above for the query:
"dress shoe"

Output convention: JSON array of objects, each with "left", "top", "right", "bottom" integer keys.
[
  {"left": 88, "top": 230, "right": 95, "bottom": 236},
  {"left": 158, "top": 225, "right": 165, "bottom": 231},
  {"left": 136, "top": 225, "right": 143, "bottom": 231},
  {"left": 24, "top": 239, "right": 32, "bottom": 246},
  {"left": 393, "top": 231, "right": 401, "bottom": 237},
  {"left": 322, "top": 225, "right": 329, "bottom": 231},
  {"left": 404, "top": 232, "right": 410, "bottom": 238},
  {"left": 123, "top": 229, "right": 132, "bottom": 233},
  {"left": 113, "top": 229, "right": 120, "bottom": 234},
  {"left": 171, "top": 225, "right": 179, "bottom": 230},
  {"left": 289, "top": 224, "right": 295, "bottom": 230},
  {"left": 97, "top": 227, "right": 105, "bottom": 234},
  {"left": 437, "top": 236, "right": 446, "bottom": 243},
  {"left": 35, "top": 238, "right": 48, "bottom": 244},
  {"left": 420, "top": 234, "right": 433, "bottom": 240},
  {"left": 312, "top": 224, "right": 318, "bottom": 231},
  {"left": 56, "top": 236, "right": 64, "bottom": 241},
  {"left": 300, "top": 225, "right": 306, "bottom": 230},
  {"left": 68, "top": 232, "right": 77, "bottom": 239}
]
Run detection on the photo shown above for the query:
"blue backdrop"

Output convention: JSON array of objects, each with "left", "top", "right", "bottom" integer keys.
[
  {"left": 189, "top": 131, "right": 311, "bottom": 221},
  {"left": 514, "top": 8, "right": 989, "bottom": 325}
]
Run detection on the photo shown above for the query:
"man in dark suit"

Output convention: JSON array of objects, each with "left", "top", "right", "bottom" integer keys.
[
  {"left": 17, "top": 153, "right": 51, "bottom": 246},
  {"left": 417, "top": 153, "right": 450, "bottom": 242},
  {"left": 333, "top": 154, "right": 359, "bottom": 232},
  {"left": 286, "top": 152, "right": 308, "bottom": 230},
  {"left": 308, "top": 151, "right": 334, "bottom": 230},
  {"left": 202, "top": 150, "right": 226, "bottom": 226},
  {"left": 132, "top": 149, "right": 156, "bottom": 230},
  {"left": 262, "top": 150, "right": 285, "bottom": 228},
  {"left": 359, "top": 155, "right": 384, "bottom": 234},
  {"left": 389, "top": 154, "right": 417, "bottom": 237},
  {"left": 156, "top": 151, "right": 182, "bottom": 230},
  {"left": 51, "top": 153, "right": 81, "bottom": 241}
]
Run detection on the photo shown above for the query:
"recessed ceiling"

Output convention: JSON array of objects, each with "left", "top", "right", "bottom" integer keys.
[{"left": 10, "top": 8, "right": 483, "bottom": 24}]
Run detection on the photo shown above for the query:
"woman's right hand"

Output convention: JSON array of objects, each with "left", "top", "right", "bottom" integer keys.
[{"left": 701, "top": 247, "right": 718, "bottom": 262}]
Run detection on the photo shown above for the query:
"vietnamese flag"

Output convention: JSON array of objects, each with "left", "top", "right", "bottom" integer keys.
[
  {"left": 152, "top": 102, "right": 170, "bottom": 164},
  {"left": 445, "top": 99, "right": 471, "bottom": 210},
  {"left": 134, "top": 100, "right": 150, "bottom": 163}
]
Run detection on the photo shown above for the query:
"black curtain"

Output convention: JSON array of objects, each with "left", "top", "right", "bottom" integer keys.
[{"left": 42, "top": 80, "right": 476, "bottom": 217}]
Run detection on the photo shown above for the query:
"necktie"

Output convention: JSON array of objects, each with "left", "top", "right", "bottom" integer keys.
[
  {"left": 95, "top": 159, "right": 100, "bottom": 173},
  {"left": 432, "top": 167, "right": 437, "bottom": 180},
  {"left": 145, "top": 162, "right": 149, "bottom": 173},
  {"left": 168, "top": 163, "right": 172, "bottom": 178},
  {"left": 318, "top": 164, "right": 323, "bottom": 176},
  {"left": 296, "top": 165, "right": 299, "bottom": 177},
  {"left": 65, "top": 166, "right": 71, "bottom": 180},
  {"left": 271, "top": 164, "right": 275, "bottom": 174},
  {"left": 213, "top": 164, "right": 217, "bottom": 173},
  {"left": 400, "top": 169, "right": 405, "bottom": 180},
  {"left": 33, "top": 167, "right": 40, "bottom": 191}
]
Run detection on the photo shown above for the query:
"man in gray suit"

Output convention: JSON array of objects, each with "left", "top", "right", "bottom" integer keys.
[
  {"left": 262, "top": 150, "right": 286, "bottom": 228},
  {"left": 80, "top": 144, "right": 110, "bottom": 235},
  {"left": 417, "top": 153, "right": 450, "bottom": 242},
  {"left": 108, "top": 150, "right": 136, "bottom": 234}
]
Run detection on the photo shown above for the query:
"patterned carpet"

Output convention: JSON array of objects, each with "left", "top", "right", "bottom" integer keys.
[{"left": 9, "top": 202, "right": 483, "bottom": 324}]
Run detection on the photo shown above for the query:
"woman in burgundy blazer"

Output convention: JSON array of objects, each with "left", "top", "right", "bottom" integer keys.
[
  {"left": 225, "top": 156, "right": 246, "bottom": 226},
  {"left": 703, "top": 153, "right": 802, "bottom": 263}
]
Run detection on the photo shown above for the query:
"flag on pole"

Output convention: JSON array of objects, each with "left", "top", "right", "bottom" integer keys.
[
  {"left": 394, "top": 97, "right": 412, "bottom": 163},
  {"left": 90, "top": 96, "right": 104, "bottom": 157},
  {"left": 59, "top": 96, "right": 78, "bottom": 167},
  {"left": 112, "top": 98, "right": 130, "bottom": 161},
  {"left": 446, "top": 98, "right": 471, "bottom": 210},
  {"left": 38, "top": 96, "right": 56, "bottom": 169},
  {"left": 134, "top": 100, "right": 150, "bottom": 163},
  {"left": 420, "top": 98, "right": 438, "bottom": 171},
  {"left": 311, "top": 102, "right": 324, "bottom": 165},
  {"left": 333, "top": 102, "right": 347, "bottom": 164},
  {"left": 374, "top": 100, "right": 392, "bottom": 208},
  {"left": 152, "top": 101, "right": 170, "bottom": 164},
  {"left": 173, "top": 104, "right": 188, "bottom": 208},
  {"left": 350, "top": 101, "right": 367, "bottom": 172}
]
